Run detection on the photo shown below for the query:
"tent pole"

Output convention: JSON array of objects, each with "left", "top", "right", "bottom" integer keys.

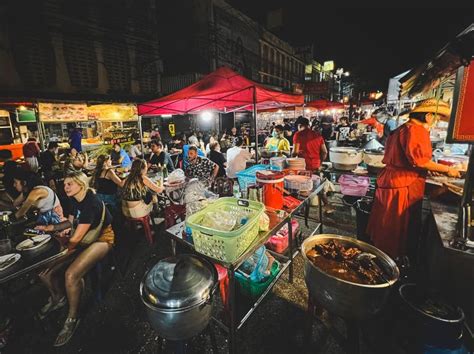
[
  {"left": 34, "top": 102, "right": 45, "bottom": 150},
  {"left": 253, "top": 86, "right": 258, "bottom": 162},
  {"left": 138, "top": 115, "right": 144, "bottom": 154}
]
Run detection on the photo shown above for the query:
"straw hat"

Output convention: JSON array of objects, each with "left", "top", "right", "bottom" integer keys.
[{"left": 411, "top": 99, "right": 451, "bottom": 120}]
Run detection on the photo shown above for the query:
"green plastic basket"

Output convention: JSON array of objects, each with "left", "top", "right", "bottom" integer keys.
[
  {"left": 186, "top": 197, "right": 265, "bottom": 263},
  {"left": 235, "top": 261, "right": 280, "bottom": 299}
]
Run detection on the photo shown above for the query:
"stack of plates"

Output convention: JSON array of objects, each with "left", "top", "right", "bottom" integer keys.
[{"left": 286, "top": 158, "right": 306, "bottom": 170}]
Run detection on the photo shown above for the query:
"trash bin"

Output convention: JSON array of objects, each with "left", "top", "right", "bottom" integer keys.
[
  {"left": 354, "top": 197, "right": 373, "bottom": 243},
  {"left": 342, "top": 195, "right": 373, "bottom": 243}
]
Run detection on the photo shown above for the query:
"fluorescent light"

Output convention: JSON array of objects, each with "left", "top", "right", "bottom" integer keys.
[
  {"left": 199, "top": 111, "right": 213, "bottom": 121},
  {"left": 161, "top": 114, "right": 172, "bottom": 118}
]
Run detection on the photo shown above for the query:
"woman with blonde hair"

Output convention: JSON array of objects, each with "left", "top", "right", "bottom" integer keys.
[
  {"left": 122, "top": 159, "right": 163, "bottom": 218},
  {"left": 34, "top": 171, "right": 114, "bottom": 346},
  {"left": 90, "top": 154, "right": 124, "bottom": 208}
]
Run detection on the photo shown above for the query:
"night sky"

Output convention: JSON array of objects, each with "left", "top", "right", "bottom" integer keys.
[{"left": 228, "top": 2, "right": 474, "bottom": 91}]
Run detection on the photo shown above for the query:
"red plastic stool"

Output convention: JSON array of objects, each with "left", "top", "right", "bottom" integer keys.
[
  {"left": 214, "top": 263, "right": 229, "bottom": 312},
  {"left": 127, "top": 214, "right": 155, "bottom": 245}
]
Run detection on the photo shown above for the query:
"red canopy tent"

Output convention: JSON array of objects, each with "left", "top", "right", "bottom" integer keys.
[
  {"left": 138, "top": 67, "right": 303, "bottom": 116},
  {"left": 138, "top": 67, "right": 303, "bottom": 160},
  {"left": 306, "top": 99, "right": 345, "bottom": 110}
]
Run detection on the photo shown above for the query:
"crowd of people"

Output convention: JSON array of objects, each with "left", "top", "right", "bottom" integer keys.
[{"left": 0, "top": 107, "right": 417, "bottom": 347}]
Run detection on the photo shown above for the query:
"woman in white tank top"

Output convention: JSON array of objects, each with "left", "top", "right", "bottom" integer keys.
[{"left": 13, "top": 170, "right": 65, "bottom": 225}]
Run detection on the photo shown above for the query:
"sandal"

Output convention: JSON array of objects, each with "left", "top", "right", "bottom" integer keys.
[
  {"left": 38, "top": 296, "right": 67, "bottom": 320},
  {"left": 53, "top": 317, "right": 80, "bottom": 347}
]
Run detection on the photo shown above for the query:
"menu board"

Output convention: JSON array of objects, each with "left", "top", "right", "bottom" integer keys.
[
  {"left": 39, "top": 103, "right": 88, "bottom": 122},
  {"left": 38, "top": 103, "right": 138, "bottom": 123},
  {"left": 87, "top": 104, "right": 138, "bottom": 121},
  {"left": 447, "top": 60, "right": 474, "bottom": 142}
]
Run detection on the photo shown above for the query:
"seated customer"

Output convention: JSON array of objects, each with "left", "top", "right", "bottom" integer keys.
[
  {"left": 128, "top": 140, "right": 143, "bottom": 160},
  {"left": 90, "top": 155, "right": 124, "bottom": 209},
  {"left": 226, "top": 137, "right": 252, "bottom": 178},
  {"left": 111, "top": 143, "right": 132, "bottom": 170},
  {"left": 121, "top": 159, "right": 163, "bottom": 219},
  {"left": 182, "top": 136, "right": 205, "bottom": 169},
  {"left": 13, "top": 169, "right": 65, "bottom": 225},
  {"left": 148, "top": 140, "right": 175, "bottom": 173},
  {"left": 63, "top": 148, "right": 88, "bottom": 175},
  {"left": 40, "top": 142, "right": 60, "bottom": 190},
  {"left": 208, "top": 142, "right": 227, "bottom": 177},
  {"left": 34, "top": 171, "right": 114, "bottom": 346},
  {"left": 185, "top": 146, "right": 218, "bottom": 182}
]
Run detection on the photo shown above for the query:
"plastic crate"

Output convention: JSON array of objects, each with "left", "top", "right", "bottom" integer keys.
[
  {"left": 235, "top": 261, "right": 280, "bottom": 298},
  {"left": 236, "top": 164, "right": 279, "bottom": 191},
  {"left": 186, "top": 198, "right": 265, "bottom": 263}
]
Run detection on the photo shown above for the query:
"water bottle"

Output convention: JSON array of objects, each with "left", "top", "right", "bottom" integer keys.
[{"left": 233, "top": 182, "right": 241, "bottom": 199}]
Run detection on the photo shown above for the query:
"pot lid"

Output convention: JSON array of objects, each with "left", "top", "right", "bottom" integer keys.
[
  {"left": 363, "top": 139, "right": 384, "bottom": 151},
  {"left": 364, "top": 147, "right": 385, "bottom": 155},
  {"left": 329, "top": 147, "right": 360, "bottom": 153},
  {"left": 142, "top": 255, "right": 216, "bottom": 309}
]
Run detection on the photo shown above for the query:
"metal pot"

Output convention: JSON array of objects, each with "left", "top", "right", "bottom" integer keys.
[
  {"left": 140, "top": 254, "right": 218, "bottom": 341},
  {"left": 399, "top": 283, "right": 465, "bottom": 348},
  {"left": 16, "top": 234, "right": 54, "bottom": 261},
  {"left": 363, "top": 149, "right": 385, "bottom": 166},
  {"left": 302, "top": 234, "right": 399, "bottom": 320},
  {"left": 329, "top": 147, "right": 362, "bottom": 171}
]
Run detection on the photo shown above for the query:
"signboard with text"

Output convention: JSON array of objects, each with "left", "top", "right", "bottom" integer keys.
[
  {"left": 39, "top": 103, "right": 88, "bottom": 122},
  {"left": 304, "top": 81, "right": 329, "bottom": 95},
  {"left": 447, "top": 60, "right": 474, "bottom": 142}
]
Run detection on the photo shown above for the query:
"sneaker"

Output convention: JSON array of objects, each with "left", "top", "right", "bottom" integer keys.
[{"left": 38, "top": 296, "right": 67, "bottom": 320}]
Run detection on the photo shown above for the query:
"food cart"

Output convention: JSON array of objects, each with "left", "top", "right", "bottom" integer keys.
[
  {"left": 398, "top": 23, "right": 474, "bottom": 343},
  {"left": 38, "top": 102, "right": 138, "bottom": 156}
]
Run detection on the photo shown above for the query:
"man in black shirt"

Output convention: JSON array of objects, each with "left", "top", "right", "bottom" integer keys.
[
  {"left": 208, "top": 142, "right": 227, "bottom": 177},
  {"left": 40, "top": 142, "right": 60, "bottom": 188},
  {"left": 148, "top": 140, "right": 175, "bottom": 173},
  {"left": 283, "top": 118, "right": 294, "bottom": 145}
]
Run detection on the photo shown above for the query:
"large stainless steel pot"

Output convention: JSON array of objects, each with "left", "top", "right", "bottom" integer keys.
[
  {"left": 329, "top": 147, "right": 362, "bottom": 171},
  {"left": 140, "top": 254, "right": 218, "bottom": 341},
  {"left": 302, "top": 234, "right": 399, "bottom": 320},
  {"left": 16, "top": 234, "right": 54, "bottom": 261}
]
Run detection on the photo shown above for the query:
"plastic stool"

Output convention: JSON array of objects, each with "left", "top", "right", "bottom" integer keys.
[
  {"left": 214, "top": 263, "right": 229, "bottom": 311},
  {"left": 126, "top": 214, "right": 155, "bottom": 245}
]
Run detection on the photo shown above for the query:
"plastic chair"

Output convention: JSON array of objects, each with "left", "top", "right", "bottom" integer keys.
[{"left": 126, "top": 214, "right": 155, "bottom": 245}]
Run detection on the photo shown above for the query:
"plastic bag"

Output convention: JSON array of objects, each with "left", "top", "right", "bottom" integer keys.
[
  {"left": 259, "top": 212, "right": 270, "bottom": 232},
  {"left": 185, "top": 179, "right": 219, "bottom": 217},
  {"left": 239, "top": 246, "right": 270, "bottom": 283},
  {"left": 168, "top": 168, "right": 185, "bottom": 184},
  {"left": 201, "top": 211, "right": 237, "bottom": 231}
]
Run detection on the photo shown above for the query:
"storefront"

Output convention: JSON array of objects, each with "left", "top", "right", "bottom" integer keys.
[{"left": 38, "top": 102, "right": 138, "bottom": 156}]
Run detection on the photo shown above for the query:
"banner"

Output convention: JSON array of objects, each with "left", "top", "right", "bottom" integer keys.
[
  {"left": 38, "top": 103, "right": 138, "bottom": 122},
  {"left": 448, "top": 60, "right": 474, "bottom": 142},
  {"left": 87, "top": 104, "right": 138, "bottom": 121},
  {"left": 39, "top": 103, "right": 88, "bottom": 122}
]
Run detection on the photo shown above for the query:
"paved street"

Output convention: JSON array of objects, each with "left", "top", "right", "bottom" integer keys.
[{"left": 2, "top": 194, "right": 410, "bottom": 354}]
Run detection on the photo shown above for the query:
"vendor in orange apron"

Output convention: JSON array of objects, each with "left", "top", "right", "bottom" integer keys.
[{"left": 366, "top": 99, "right": 461, "bottom": 260}]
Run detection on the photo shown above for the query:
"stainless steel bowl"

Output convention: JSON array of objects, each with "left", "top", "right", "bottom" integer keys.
[{"left": 302, "top": 234, "right": 399, "bottom": 320}]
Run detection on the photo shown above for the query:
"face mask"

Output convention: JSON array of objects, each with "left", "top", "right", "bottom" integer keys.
[{"left": 272, "top": 130, "right": 278, "bottom": 138}]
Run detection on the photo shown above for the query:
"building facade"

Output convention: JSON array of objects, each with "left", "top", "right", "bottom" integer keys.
[
  {"left": 159, "top": 0, "right": 305, "bottom": 93},
  {"left": 0, "top": 0, "right": 162, "bottom": 101}
]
